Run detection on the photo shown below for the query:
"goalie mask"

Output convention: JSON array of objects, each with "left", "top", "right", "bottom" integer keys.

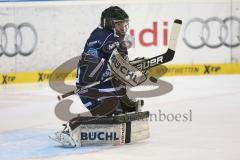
[{"left": 101, "top": 6, "right": 129, "bottom": 36}]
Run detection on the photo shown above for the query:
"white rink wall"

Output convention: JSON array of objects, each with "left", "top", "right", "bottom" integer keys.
[{"left": 0, "top": 0, "right": 240, "bottom": 73}]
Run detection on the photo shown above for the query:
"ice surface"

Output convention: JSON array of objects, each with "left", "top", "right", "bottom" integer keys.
[{"left": 0, "top": 75, "right": 240, "bottom": 160}]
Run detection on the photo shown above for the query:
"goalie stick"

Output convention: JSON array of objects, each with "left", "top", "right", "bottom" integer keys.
[
  {"left": 57, "top": 19, "right": 182, "bottom": 101},
  {"left": 133, "top": 19, "right": 182, "bottom": 71}
]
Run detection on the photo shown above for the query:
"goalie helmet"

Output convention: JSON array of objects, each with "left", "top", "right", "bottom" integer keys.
[{"left": 100, "top": 6, "right": 129, "bottom": 36}]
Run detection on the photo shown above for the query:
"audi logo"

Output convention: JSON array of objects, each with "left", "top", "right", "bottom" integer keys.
[
  {"left": 183, "top": 16, "right": 240, "bottom": 49},
  {"left": 0, "top": 23, "right": 38, "bottom": 57}
]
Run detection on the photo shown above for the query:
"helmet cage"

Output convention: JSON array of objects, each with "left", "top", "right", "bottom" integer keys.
[{"left": 113, "top": 19, "right": 129, "bottom": 35}]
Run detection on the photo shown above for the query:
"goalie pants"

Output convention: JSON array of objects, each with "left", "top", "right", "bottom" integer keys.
[{"left": 79, "top": 89, "right": 138, "bottom": 116}]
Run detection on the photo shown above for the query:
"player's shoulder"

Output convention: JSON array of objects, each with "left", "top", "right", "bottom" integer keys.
[{"left": 87, "top": 27, "right": 118, "bottom": 49}]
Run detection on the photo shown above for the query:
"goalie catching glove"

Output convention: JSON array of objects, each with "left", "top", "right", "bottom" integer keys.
[{"left": 109, "top": 48, "right": 147, "bottom": 87}]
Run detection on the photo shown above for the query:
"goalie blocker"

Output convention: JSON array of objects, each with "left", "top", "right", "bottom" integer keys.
[{"left": 60, "top": 111, "right": 150, "bottom": 147}]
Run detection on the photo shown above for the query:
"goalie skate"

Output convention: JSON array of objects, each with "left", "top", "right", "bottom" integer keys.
[{"left": 49, "top": 124, "right": 76, "bottom": 148}]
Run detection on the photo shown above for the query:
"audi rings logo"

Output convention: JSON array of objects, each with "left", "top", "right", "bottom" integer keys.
[
  {"left": 183, "top": 16, "right": 240, "bottom": 49},
  {"left": 0, "top": 22, "right": 38, "bottom": 57}
]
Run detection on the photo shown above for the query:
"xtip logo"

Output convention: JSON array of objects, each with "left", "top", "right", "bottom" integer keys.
[
  {"left": 129, "top": 21, "right": 169, "bottom": 47},
  {"left": 38, "top": 72, "right": 52, "bottom": 82},
  {"left": 2, "top": 74, "right": 16, "bottom": 84},
  {"left": 204, "top": 65, "right": 221, "bottom": 74}
]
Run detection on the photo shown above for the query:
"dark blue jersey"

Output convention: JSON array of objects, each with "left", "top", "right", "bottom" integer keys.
[{"left": 76, "top": 27, "right": 128, "bottom": 91}]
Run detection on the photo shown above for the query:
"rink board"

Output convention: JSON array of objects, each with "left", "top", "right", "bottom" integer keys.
[{"left": 1, "top": 63, "right": 240, "bottom": 85}]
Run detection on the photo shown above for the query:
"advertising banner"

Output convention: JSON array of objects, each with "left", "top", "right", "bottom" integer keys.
[{"left": 0, "top": 0, "right": 239, "bottom": 83}]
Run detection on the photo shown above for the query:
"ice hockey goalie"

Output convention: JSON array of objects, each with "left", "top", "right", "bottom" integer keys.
[{"left": 49, "top": 6, "right": 150, "bottom": 147}]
